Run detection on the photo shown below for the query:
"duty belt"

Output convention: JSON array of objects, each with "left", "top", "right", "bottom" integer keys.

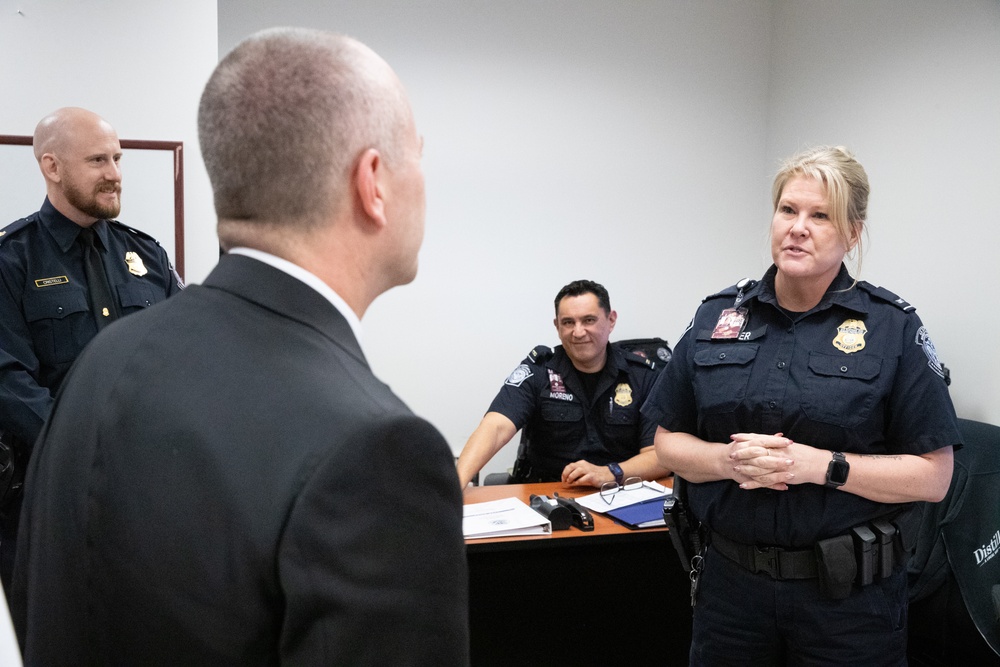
[{"left": 710, "top": 531, "right": 819, "bottom": 580}]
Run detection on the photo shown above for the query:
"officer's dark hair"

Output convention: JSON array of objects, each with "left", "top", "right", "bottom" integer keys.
[{"left": 553, "top": 280, "right": 611, "bottom": 316}]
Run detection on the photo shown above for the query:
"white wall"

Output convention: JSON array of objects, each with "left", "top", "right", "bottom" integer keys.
[
  {"left": 218, "top": 1, "right": 774, "bottom": 478},
  {"left": 0, "top": 0, "right": 219, "bottom": 285},
  {"left": 219, "top": 0, "right": 999, "bottom": 475},
  {"left": 3, "top": 1, "right": 994, "bottom": 483},
  {"left": 766, "top": 0, "right": 1000, "bottom": 426}
]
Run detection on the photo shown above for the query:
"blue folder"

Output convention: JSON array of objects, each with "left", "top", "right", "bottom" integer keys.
[{"left": 606, "top": 496, "right": 668, "bottom": 530}]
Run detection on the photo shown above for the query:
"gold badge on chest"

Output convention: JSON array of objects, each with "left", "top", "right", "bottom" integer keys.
[
  {"left": 833, "top": 319, "right": 867, "bottom": 354},
  {"left": 124, "top": 251, "right": 147, "bottom": 276},
  {"left": 614, "top": 382, "right": 633, "bottom": 407}
]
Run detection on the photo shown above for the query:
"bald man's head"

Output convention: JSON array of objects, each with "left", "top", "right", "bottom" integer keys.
[{"left": 33, "top": 107, "right": 123, "bottom": 224}]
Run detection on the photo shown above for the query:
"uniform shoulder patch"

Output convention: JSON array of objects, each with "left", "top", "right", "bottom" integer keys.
[
  {"left": 858, "top": 281, "right": 915, "bottom": 312},
  {"left": 525, "top": 345, "right": 552, "bottom": 366},
  {"left": 107, "top": 219, "right": 162, "bottom": 245},
  {"left": 0, "top": 215, "right": 38, "bottom": 244},
  {"left": 504, "top": 363, "right": 534, "bottom": 388},
  {"left": 915, "top": 326, "right": 948, "bottom": 383}
]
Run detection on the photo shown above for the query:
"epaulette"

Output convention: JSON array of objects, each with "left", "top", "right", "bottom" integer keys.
[
  {"left": 624, "top": 350, "right": 657, "bottom": 371},
  {"left": 0, "top": 215, "right": 38, "bottom": 245},
  {"left": 858, "top": 281, "right": 916, "bottom": 312},
  {"left": 703, "top": 284, "right": 739, "bottom": 302},
  {"left": 525, "top": 345, "right": 552, "bottom": 366},
  {"left": 702, "top": 277, "right": 757, "bottom": 303},
  {"left": 107, "top": 219, "right": 162, "bottom": 246}
]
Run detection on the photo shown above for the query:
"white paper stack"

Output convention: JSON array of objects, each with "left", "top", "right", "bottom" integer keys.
[{"left": 573, "top": 480, "right": 671, "bottom": 514}]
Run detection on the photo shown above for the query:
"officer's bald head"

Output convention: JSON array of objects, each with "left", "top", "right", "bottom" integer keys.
[{"left": 33, "top": 108, "right": 115, "bottom": 163}]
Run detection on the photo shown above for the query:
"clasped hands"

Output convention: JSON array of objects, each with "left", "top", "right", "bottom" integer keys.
[{"left": 728, "top": 432, "right": 808, "bottom": 491}]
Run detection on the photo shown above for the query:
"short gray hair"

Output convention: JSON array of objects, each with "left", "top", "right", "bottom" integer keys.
[{"left": 199, "top": 28, "right": 411, "bottom": 233}]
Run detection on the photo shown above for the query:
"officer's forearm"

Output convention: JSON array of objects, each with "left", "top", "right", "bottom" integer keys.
[
  {"left": 620, "top": 447, "right": 672, "bottom": 481},
  {"left": 0, "top": 375, "right": 54, "bottom": 445},
  {"left": 456, "top": 412, "right": 517, "bottom": 488},
  {"left": 835, "top": 447, "right": 954, "bottom": 504},
  {"left": 654, "top": 427, "right": 735, "bottom": 483}
]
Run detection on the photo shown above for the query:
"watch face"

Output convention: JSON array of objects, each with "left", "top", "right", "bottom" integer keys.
[
  {"left": 828, "top": 461, "right": 849, "bottom": 485},
  {"left": 827, "top": 453, "right": 850, "bottom": 487}
]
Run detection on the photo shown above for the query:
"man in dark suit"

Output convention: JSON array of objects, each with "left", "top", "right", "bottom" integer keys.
[{"left": 10, "top": 27, "right": 469, "bottom": 665}]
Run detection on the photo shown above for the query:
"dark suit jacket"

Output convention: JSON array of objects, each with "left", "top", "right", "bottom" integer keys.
[{"left": 11, "top": 254, "right": 469, "bottom": 665}]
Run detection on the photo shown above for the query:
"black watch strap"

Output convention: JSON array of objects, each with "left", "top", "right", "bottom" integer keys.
[{"left": 607, "top": 462, "right": 625, "bottom": 486}]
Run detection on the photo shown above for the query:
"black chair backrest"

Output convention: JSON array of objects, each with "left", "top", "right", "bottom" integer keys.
[
  {"left": 613, "top": 337, "right": 672, "bottom": 368},
  {"left": 908, "top": 418, "right": 1000, "bottom": 660}
]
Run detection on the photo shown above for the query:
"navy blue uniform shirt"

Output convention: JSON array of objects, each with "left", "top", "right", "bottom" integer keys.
[
  {"left": 642, "top": 264, "right": 961, "bottom": 547},
  {"left": 489, "top": 343, "right": 658, "bottom": 479},
  {"left": 0, "top": 198, "right": 182, "bottom": 446}
]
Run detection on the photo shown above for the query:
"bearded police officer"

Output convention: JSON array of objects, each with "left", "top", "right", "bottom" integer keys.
[{"left": 0, "top": 107, "right": 182, "bottom": 589}]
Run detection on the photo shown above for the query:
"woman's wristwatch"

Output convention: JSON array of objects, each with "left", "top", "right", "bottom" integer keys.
[{"left": 825, "top": 451, "right": 850, "bottom": 488}]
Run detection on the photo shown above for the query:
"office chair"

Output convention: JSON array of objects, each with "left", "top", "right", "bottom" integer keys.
[
  {"left": 908, "top": 418, "right": 1000, "bottom": 664},
  {"left": 613, "top": 337, "right": 672, "bottom": 366},
  {"left": 482, "top": 472, "right": 511, "bottom": 486}
]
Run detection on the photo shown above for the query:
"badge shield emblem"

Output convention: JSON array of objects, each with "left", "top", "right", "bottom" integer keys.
[
  {"left": 833, "top": 319, "right": 867, "bottom": 354},
  {"left": 614, "top": 383, "right": 633, "bottom": 407},
  {"left": 125, "top": 251, "right": 148, "bottom": 276}
]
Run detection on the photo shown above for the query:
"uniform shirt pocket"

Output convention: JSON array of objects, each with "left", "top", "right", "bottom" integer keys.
[
  {"left": 606, "top": 404, "right": 639, "bottom": 425},
  {"left": 802, "top": 352, "right": 883, "bottom": 427},
  {"left": 116, "top": 281, "right": 166, "bottom": 313},
  {"left": 534, "top": 400, "right": 586, "bottom": 462},
  {"left": 540, "top": 400, "right": 584, "bottom": 423},
  {"left": 23, "top": 287, "right": 91, "bottom": 365},
  {"left": 603, "top": 401, "right": 641, "bottom": 460},
  {"left": 692, "top": 344, "right": 759, "bottom": 414}
]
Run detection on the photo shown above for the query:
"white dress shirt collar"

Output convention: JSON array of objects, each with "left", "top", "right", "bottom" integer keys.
[{"left": 227, "top": 247, "right": 364, "bottom": 352}]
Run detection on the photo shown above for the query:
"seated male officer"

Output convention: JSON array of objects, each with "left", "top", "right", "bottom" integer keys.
[{"left": 456, "top": 279, "right": 670, "bottom": 488}]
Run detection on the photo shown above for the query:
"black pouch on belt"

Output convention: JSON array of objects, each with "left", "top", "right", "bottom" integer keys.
[
  {"left": 851, "top": 525, "right": 877, "bottom": 586},
  {"left": 870, "top": 519, "right": 896, "bottom": 579},
  {"left": 815, "top": 534, "right": 856, "bottom": 599}
]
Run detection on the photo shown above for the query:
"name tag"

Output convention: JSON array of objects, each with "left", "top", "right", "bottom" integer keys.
[{"left": 34, "top": 276, "right": 69, "bottom": 288}]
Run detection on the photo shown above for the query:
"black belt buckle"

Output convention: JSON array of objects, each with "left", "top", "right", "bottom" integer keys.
[{"left": 751, "top": 546, "right": 780, "bottom": 578}]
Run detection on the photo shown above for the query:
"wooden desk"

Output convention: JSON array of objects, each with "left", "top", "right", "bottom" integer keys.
[
  {"left": 464, "top": 482, "right": 692, "bottom": 666},
  {"left": 464, "top": 480, "right": 669, "bottom": 549}
]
